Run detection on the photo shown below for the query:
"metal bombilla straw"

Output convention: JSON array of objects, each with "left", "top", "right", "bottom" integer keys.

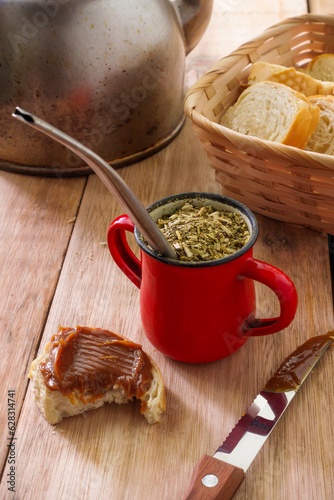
[{"left": 13, "top": 107, "right": 178, "bottom": 260}]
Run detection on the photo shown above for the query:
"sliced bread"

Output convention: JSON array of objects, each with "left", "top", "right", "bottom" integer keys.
[
  {"left": 28, "top": 326, "right": 166, "bottom": 425},
  {"left": 220, "top": 81, "right": 320, "bottom": 149},
  {"left": 248, "top": 61, "right": 334, "bottom": 96},
  {"left": 305, "top": 95, "right": 334, "bottom": 155},
  {"left": 305, "top": 54, "right": 334, "bottom": 82}
]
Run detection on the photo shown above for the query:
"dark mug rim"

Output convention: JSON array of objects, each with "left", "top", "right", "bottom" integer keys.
[{"left": 134, "top": 192, "right": 259, "bottom": 267}]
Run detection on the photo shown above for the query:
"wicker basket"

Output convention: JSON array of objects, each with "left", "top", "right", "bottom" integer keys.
[{"left": 184, "top": 14, "right": 334, "bottom": 234}]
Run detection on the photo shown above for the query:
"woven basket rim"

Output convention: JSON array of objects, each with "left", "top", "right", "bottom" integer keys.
[
  {"left": 184, "top": 13, "right": 334, "bottom": 102},
  {"left": 190, "top": 108, "right": 334, "bottom": 169}
]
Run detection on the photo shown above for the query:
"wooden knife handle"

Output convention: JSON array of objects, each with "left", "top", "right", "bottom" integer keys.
[{"left": 183, "top": 454, "right": 245, "bottom": 500}]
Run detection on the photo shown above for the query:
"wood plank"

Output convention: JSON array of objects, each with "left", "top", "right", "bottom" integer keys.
[{"left": 0, "top": 172, "right": 86, "bottom": 470}]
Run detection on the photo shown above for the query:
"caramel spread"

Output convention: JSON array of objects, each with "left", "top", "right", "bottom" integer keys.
[
  {"left": 40, "top": 326, "right": 152, "bottom": 400},
  {"left": 264, "top": 332, "right": 334, "bottom": 392}
]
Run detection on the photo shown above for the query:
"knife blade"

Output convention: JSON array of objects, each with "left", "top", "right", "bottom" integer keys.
[{"left": 183, "top": 332, "right": 334, "bottom": 500}]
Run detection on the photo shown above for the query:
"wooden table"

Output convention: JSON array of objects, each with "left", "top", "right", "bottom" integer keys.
[{"left": 1, "top": 1, "right": 334, "bottom": 499}]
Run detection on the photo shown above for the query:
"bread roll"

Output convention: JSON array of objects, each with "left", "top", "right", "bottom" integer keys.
[
  {"left": 305, "top": 54, "right": 334, "bottom": 82},
  {"left": 220, "top": 81, "right": 320, "bottom": 149},
  {"left": 248, "top": 61, "right": 334, "bottom": 96},
  {"left": 28, "top": 326, "right": 166, "bottom": 425},
  {"left": 305, "top": 95, "right": 334, "bottom": 155}
]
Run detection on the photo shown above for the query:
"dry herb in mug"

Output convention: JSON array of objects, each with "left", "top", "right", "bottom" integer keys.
[
  {"left": 108, "top": 192, "right": 298, "bottom": 362},
  {"left": 156, "top": 201, "right": 250, "bottom": 262}
]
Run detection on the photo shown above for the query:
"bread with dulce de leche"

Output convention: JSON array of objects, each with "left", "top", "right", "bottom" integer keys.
[{"left": 28, "top": 326, "right": 166, "bottom": 425}]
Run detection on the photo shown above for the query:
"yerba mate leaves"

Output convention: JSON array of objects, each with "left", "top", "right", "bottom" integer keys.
[{"left": 156, "top": 202, "right": 250, "bottom": 262}]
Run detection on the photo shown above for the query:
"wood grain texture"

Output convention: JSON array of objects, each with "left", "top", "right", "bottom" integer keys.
[
  {"left": 183, "top": 455, "right": 244, "bottom": 500},
  {"left": 1, "top": 1, "right": 334, "bottom": 500},
  {"left": 4, "top": 120, "right": 334, "bottom": 500},
  {"left": 0, "top": 172, "right": 86, "bottom": 469}
]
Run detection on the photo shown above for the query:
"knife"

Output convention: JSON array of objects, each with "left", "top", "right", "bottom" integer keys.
[{"left": 183, "top": 332, "right": 334, "bottom": 500}]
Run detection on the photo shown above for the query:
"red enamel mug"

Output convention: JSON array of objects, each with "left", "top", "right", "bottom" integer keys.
[{"left": 107, "top": 193, "right": 298, "bottom": 363}]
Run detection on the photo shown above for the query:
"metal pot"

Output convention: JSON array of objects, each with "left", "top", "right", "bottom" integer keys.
[{"left": 0, "top": 0, "right": 213, "bottom": 176}]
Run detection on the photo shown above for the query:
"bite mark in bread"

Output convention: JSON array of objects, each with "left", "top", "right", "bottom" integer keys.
[{"left": 28, "top": 326, "right": 166, "bottom": 425}]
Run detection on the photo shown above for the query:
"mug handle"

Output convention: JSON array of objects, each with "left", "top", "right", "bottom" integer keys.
[
  {"left": 107, "top": 218, "right": 298, "bottom": 334},
  {"left": 107, "top": 215, "right": 142, "bottom": 289},
  {"left": 240, "top": 257, "right": 298, "bottom": 337}
]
